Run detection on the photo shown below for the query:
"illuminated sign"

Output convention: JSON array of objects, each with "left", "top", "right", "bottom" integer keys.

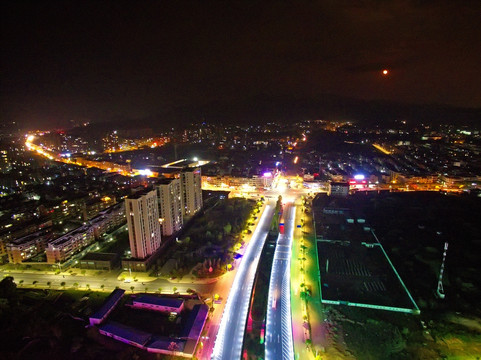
[{"left": 350, "top": 177, "right": 368, "bottom": 186}]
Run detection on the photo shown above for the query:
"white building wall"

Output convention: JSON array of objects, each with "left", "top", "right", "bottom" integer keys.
[
  {"left": 156, "top": 178, "right": 183, "bottom": 236},
  {"left": 126, "top": 190, "right": 162, "bottom": 259},
  {"left": 180, "top": 168, "right": 203, "bottom": 217}
]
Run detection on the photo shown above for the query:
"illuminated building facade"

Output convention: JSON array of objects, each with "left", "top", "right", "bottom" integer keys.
[
  {"left": 201, "top": 174, "right": 273, "bottom": 190},
  {"left": 44, "top": 202, "right": 125, "bottom": 264},
  {"left": 0, "top": 150, "right": 11, "bottom": 172},
  {"left": 180, "top": 168, "right": 203, "bottom": 217},
  {"left": 156, "top": 178, "right": 183, "bottom": 236},
  {"left": 46, "top": 225, "right": 95, "bottom": 263},
  {"left": 90, "top": 202, "right": 126, "bottom": 238},
  {"left": 6, "top": 229, "right": 51, "bottom": 264},
  {"left": 328, "top": 182, "right": 350, "bottom": 197},
  {"left": 126, "top": 190, "right": 162, "bottom": 259}
]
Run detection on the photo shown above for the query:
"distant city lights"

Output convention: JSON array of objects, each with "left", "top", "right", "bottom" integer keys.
[{"left": 138, "top": 169, "right": 153, "bottom": 176}]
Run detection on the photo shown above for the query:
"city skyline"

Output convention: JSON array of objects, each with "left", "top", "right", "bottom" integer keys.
[
  {"left": 1, "top": 2, "right": 481, "bottom": 359},
  {"left": 1, "top": 117, "right": 481, "bottom": 359}
]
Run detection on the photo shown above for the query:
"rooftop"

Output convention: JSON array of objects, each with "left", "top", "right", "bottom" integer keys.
[
  {"left": 97, "top": 202, "right": 124, "bottom": 217},
  {"left": 127, "top": 189, "right": 155, "bottom": 200},
  {"left": 133, "top": 295, "right": 184, "bottom": 309},
  {"left": 181, "top": 167, "right": 199, "bottom": 173},
  {"left": 90, "top": 288, "right": 125, "bottom": 321},
  {"left": 156, "top": 178, "right": 177, "bottom": 185},
  {"left": 10, "top": 229, "right": 51, "bottom": 246},
  {"left": 148, "top": 336, "right": 186, "bottom": 352},
  {"left": 180, "top": 304, "right": 209, "bottom": 339},
  {"left": 99, "top": 321, "right": 151, "bottom": 346},
  {"left": 48, "top": 224, "right": 92, "bottom": 247}
]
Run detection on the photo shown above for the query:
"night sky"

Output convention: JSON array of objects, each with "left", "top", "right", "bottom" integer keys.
[{"left": 1, "top": 1, "right": 481, "bottom": 128}]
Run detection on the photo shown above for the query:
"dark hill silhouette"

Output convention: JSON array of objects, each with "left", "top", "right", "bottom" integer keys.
[{"left": 87, "top": 94, "right": 481, "bottom": 131}]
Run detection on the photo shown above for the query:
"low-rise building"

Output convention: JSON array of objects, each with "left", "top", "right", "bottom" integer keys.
[
  {"left": 0, "top": 219, "right": 52, "bottom": 261},
  {"left": 90, "top": 202, "right": 126, "bottom": 239},
  {"left": 6, "top": 229, "right": 52, "bottom": 264},
  {"left": 89, "top": 288, "right": 125, "bottom": 326},
  {"left": 46, "top": 225, "right": 95, "bottom": 263},
  {"left": 80, "top": 252, "right": 119, "bottom": 270},
  {"left": 131, "top": 295, "right": 184, "bottom": 313},
  {"left": 328, "top": 182, "right": 350, "bottom": 197},
  {"left": 99, "top": 321, "right": 153, "bottom": 347},
  {"left": 46, "top": 202, "right": 125, "bottom": 264},
  {"left": 96, "top": 302, "right": 208, "bottom": 358},
  {"left": 202, "top": 174, "right": 273, "bottom": 190},
  {"left": 180, "top": 304, "right": 209, "bottom": 355}
]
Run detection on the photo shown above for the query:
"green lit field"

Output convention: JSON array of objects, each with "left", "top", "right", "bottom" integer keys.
[
  {"left": 314, "top": 195, "right": 418, "bottom": 314},
  {"left": 313, "top": 191, "right": 481, "bottom": 359}
]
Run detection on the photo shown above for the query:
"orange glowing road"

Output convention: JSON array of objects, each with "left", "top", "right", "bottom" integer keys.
[
  {"left": 25, "top": 135, "right": 158, "bottom": 177},
  {"left": 372, "top": 143, "right": 391, "bottom": 155}
]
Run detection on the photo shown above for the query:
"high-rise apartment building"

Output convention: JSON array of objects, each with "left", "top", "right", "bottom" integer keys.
[
  {"left": 125, "top": 190, "right": 161, "bottom": 259},
  {"left": 156, "top": 178, "right": 183, "bottom": 236},
  {"left": 180, "top": 168, "right": 203, "bottom": 217}
]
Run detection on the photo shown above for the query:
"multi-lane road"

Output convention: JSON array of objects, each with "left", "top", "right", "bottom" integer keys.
[
  {"left": 265, "top": 204, "right": 295, "bottom": 360},
  {"left": 211, "top": 202, "right": 275, "bottom": 360},
  {"left": 198, "top": 201, "right": 270, "bottom": 359},
  {"left": 2, "top": 270, "right": 216, "bottom": 294}
]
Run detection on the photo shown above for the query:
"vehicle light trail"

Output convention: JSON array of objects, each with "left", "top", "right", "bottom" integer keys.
[
  {"left": 265, "top": 205, "right": 295, "bottom": 360},
  {"left": 211, "top": 204, "right": 275, "bottom": 360}
]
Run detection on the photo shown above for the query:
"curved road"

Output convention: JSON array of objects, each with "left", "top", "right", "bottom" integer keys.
[{"left": 211, "top": 203, "right": 275, "bottom": 360}]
